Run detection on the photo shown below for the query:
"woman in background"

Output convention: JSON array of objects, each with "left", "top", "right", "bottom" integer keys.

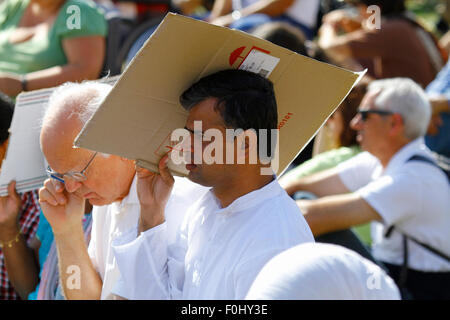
[{"left": 0, "top": 0, "right": 107, "bottom": 97}]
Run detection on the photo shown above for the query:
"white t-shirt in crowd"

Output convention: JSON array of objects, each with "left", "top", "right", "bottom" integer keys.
[
  {"left": 337, "top": 138, "right": 450, "bottom": 272},
  {"left": 246, "top": 243, "right": 401, "bottom": 300},
  {"left": 232, "top": 0, "right": 320, "bottom": 28},
  {"left": 87, "top": 175, "right": 209, "bottom": 299},
  {"left": 110, "top": 179, "right": 314, "bottom": 299}
]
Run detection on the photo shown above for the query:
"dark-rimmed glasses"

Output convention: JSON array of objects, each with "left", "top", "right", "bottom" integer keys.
[
  {"left": 358, "top": 109, "right": 394, "bottom": 122},
  {"left": 46, "top": 151, "right": 98, "bottom": 184}
]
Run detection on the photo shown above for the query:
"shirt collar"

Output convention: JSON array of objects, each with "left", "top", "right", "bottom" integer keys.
[
  {"left": 209, "top": 177, "right": 283, "bottom": 215},
  {"left": 383, "top": 137, "right": 430, "bottom": 175},
  {"left": 111, "top": 174, "right": 139, "bottom": 215}
]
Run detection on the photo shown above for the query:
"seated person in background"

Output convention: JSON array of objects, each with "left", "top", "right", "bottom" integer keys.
[
  {"left": 246, "top": 243, "right": 400, "bottom": 300},
  {"left": 4, "top": 201, "right": 93, "bottom": 300},
  {"left": 207, "top": 0, "right": 320, "bottom": 39},
  {"left": 109, "top": 69, "right": 314, "bottom": 299},
  {"left": 280, "top": 82, "right": 369, "bottom": 244},
  {"left": 318, "top": 0, "right": 445, "bottom": 88},
  {"left": 425, "top": 59, "right": 450, "bottom": 158},
  {"left": 280, "top": 81, "right": 367, "bottom": 189},
  {"left": 38, "top": 81, "right": 207, "bottom": 300},
  {"left": 251, "top": 21, "right": 308, "bottom": 56},
  {"left": 0, "top": 0, "right": 107, "bottom": 97},
  {"left": 0, "top": 92, "right": 40, "bottom": 300},
  {"left": 283, "top": 78, "right": 450, "bottom": 300}
]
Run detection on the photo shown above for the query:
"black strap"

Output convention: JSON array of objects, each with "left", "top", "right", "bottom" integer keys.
[
  {"left": 399, "top": 234, "right": 409, "bottom": 288},
  {"left": 407, "top": 155, "right": 450, "bottom": 182},
  {"left": 384, "top": 226, "right": 450, "bottom": 263}
]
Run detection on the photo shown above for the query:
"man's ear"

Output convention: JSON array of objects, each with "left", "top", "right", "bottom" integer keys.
[
  {"left": 237, "top": 129, "right": 258, "bottom": 164},
  {"left": 390, "top": 113, "right": 404, "bottom": 136}
]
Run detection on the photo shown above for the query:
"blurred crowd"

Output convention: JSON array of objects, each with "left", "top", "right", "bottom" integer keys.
[{"left": 0, "top": 0, "right": 449, "bottom": 301}]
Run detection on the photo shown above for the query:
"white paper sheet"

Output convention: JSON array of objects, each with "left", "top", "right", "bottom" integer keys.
[{"left": 0, "top": 89, "right": 52, "bottom": 196}]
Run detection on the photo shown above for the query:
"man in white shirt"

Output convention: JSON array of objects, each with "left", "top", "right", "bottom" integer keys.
[
  {"left": 38, "top": 82, "right": 207, "bottom": 299},
  {"left": 110, "top": 69, "right": 314, "bottom": 299},
  {"left": 281, "top": 78, "right": 450, "bottom": 299}
]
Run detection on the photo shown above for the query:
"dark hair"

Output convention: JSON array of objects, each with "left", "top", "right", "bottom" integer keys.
[
  {"left": 0, "top": 92, "right": 14, "bottom": 144},
  {"left": 180, "top": 69, "right": 278, "bottom": 158},
  {"left": 336, "top": 81, "right": 368, "bottom": 147}
]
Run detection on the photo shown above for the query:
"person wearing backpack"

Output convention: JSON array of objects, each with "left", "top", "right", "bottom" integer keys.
[{"left": 281, "top": 78, "right": 450, "bottom": 299}]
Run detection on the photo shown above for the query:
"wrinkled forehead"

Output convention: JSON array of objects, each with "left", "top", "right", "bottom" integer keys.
[{"left": 40, "top": 119, "right": 89, "bottom": 172}]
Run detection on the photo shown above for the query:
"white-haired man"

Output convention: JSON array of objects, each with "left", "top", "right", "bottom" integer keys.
[
  {"left": 38, "top": 82, "right": 207, "bottom": 299},
  {"left": 280, "top": 78, "right": 450, "bottom": 299}
]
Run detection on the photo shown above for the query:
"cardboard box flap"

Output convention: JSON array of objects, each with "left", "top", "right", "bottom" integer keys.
[{"left": 75, "top": 13, "right": 361, "bottom": 176}]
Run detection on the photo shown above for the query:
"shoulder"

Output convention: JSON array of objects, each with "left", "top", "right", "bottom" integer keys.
[
  {"left": 399, "top": 156, "right": 449, "bottom": 189},
  {"left": 338, "top": 151, "right": 379, "bottom": 172},
  {"left": 246, "top": 192, "right": 314, "bottom": 245}
]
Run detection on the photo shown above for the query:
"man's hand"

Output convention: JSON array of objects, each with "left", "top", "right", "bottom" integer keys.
[
  {"left": 38, "top": 179, "right": 85, "bottom": 236},
  {"left": 136, "top": 154, "right": 175, "bottom": 233},
  {"left": 0, "top": 181, "right": 22, "bottom": 239}
]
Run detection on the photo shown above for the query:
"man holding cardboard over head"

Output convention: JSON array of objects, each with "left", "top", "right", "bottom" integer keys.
[
  {"left": 109, "top": 69, "right": 315, "bottom": 299},
  {"left": 72, "top": 14, "right": 361, "bottom": 299}
]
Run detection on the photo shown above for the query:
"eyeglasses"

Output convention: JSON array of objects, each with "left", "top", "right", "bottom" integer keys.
[
  {"left": 46, "top": 151, "right": 98, "bottom": 184},
  {"left": 357, "top": 109, "right": 394, "bottom": 122}
]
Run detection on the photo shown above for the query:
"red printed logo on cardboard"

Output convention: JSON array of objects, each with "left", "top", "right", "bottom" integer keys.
[{"left": 229, "top": 46, "right": 271, "bottom": 68}]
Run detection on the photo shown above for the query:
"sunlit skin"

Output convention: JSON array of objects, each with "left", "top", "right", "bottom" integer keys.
[
  {"left": 40, "top": 100, "right": 135, "bottom": 207},
  {"left": 182, "top": 97, "right": 273, "bottom": 208},
  {"left": 350, "top": 90, "right": 410, "bottom": 167}
]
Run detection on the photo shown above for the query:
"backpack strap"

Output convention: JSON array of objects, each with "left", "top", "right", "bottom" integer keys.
[
  {"left": 385, "top": 226, "right": 450, "bottom": 263},
  {"left": 407, "top": 155, "right": 450, "bottom": 182}
]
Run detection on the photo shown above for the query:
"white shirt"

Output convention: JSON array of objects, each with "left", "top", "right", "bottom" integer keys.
[
  {"left": 88, "top": 175, "right": 209, "bottom": 299},
  {"left": 246, "top": 243, "right": 401, "bottom": 300},
  {"left": 232, "top": 0, "right": 320, "bottom": 28},
  {"left": 110, "top": 179, "right": 314, "bottom": 299},
  {"left": 337, "top": 138, "right": 450, "bottom": 272}
]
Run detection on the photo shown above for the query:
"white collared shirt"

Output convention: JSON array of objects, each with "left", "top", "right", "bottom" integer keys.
[
  {"left": 338, "top": 138, "right": 450, "bottom": 271},
  {"left": 88, "top": 175, "right": 209, "bottom": 299},
  {"left": 111, "top": 179, "right": 314, "bottom": 300}
]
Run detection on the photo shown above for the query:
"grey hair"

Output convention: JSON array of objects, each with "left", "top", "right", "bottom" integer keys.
[
  {"left": 368, "top": 78, "right": 431, "bottom": 140},
  {"left": 42, "top": 81, "right": 112, "bottom": 129},
  {"left": 41, "top": 81, "right": 113, "bottom": 157}
]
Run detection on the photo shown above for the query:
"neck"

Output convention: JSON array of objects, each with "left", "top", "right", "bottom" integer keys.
[
  {"left": 212, "top": 165, "right": 274, "bottom": 208},
  {"left": 376, "top": 138, "right": 412, "bottom": 168}
]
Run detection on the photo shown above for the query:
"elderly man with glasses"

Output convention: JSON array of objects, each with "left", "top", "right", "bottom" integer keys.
[
  {"left": 280, "top": 78, "right": 450, "bottom": 300},
  {"left": 38, "top": 82, "right": 208, "bottom": 300}
]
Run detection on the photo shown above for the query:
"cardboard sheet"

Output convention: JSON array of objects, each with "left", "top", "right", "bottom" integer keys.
[{"left": 74, "top": 13, "right": 363, "bottom": 176}]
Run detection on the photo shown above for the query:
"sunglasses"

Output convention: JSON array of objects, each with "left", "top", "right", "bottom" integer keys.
[
  {"left": 46, "top": 151, "right": 98, "bottom": 184},
  {"left": 357, "top": 109, "right": 394, "bottom": 122}
]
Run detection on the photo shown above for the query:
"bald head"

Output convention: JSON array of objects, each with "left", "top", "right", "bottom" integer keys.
[
  {"left": 40, "top": 81, "right": 135, "bottom": 205},
  {"left": 40, "top": 82, "right": 112, "bottom": 167}
]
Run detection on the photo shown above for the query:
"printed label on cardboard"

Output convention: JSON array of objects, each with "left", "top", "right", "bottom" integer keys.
[{"left": 238, "top": 49, "right": 280, "bottom": 78}]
